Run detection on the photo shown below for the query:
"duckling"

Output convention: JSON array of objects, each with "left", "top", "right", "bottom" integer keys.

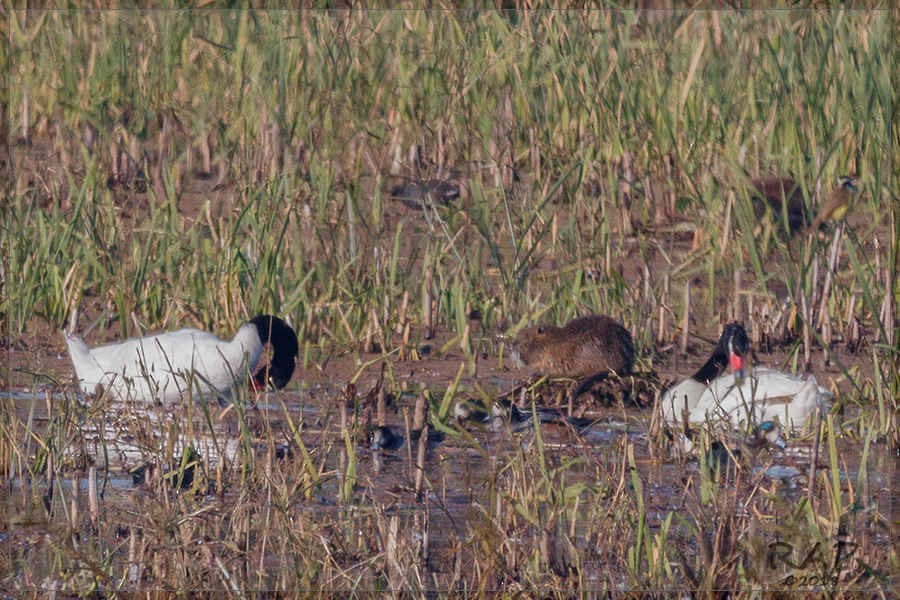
[
  {"left": 702, "top": 420, "right": 786, "bottom": 476},
  {"left": 454, "top": 399, "right": 515, "bottom": 432},
  {"left": 454, "top": 398, "right": 596, "bottom": 433},
  {"left": 370, "top": 426, "right": 404, "bottom": 451},
  {"left": 66, "top": 314, "right": 298, "bottom": 404},
  {"left": 130, "top": 446, "right": 203, "bottom": 490}
]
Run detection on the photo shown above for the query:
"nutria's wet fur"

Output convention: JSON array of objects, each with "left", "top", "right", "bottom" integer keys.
[{"left": 513, "top": 315, "right": 635, "bottom": 378}]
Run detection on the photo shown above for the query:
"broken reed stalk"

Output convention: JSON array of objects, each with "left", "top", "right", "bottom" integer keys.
[
  {"left": 216, "top": 461, "right": 224, "bottom": 500},
  {"left": 808, "top": 404, "right": 822, "bottom": 502},
  {"left": 338, "top": 397, "right": 350, "bottom": 491},
  {"left": 801, "top": 291, "right": 812, "bottom": 371},
  {"left": 881, "top": 261, "right": 894, "bottom": 348},
  {"left": 416, "top": 504, "right": 430, "bottom": 563},
  {"left": 879, "top": 209, "right": 895, "bottom": 347},
  {"left": 395, "top": 290, "right": 409, "bottom": 335},
  {"left": 70, "top": 475, "right": 78, "bottom": 528},
  {"left": 43, "top": 391, "right": 54, "bottom": 513},
  {"left": 810, "top": 254, "right": 820, "bottom": 314},
  {"left": 363, "top": 319, "right": 374, "bottom": 353},
  {"left": 377, "top": 386, "right": 387, "bottom": 427},
  {"left": 732, "top": 268, "right": 742, "bottom": 323},
  {"left": 748, "top": 293, "right": 757, "bottom": 346},
  {"left": 403, "top": 407, "right": 414, "bottom": 475},
  {"left": 128, "top": 529, "right": 141, "bottom": 585},
  {"left": 371, "top": 308, "right": 387, "bottom": 353},
  {"left": 680, "top": 280, "right": 690, "bottom": 357},
  {"left": 643, "top": 264, "right": 651, "bottom": 305},
  {"left": 720, "top": 190, "right": 734, "bottom": 257},
  {"left": 401, "top": 321, "right": 411, "bottom": 361},
  {"left": 88, "top": 466, "right": 99, "bottom": 530},
  {"left": 414, "top": 394, "right": 428, "bottom": 500},
  {"left": 620, "top": 151, "right": 634, "bottom": 236},
  {"left": 339, "top": 399, "right": 348, "bottom": 439},
  {"left": 647, "top": 395, "right": 660, "bottom": 462},
  {"left": 658, "top": 273, "right": 670, "bottom": 345},
  {"left": 817, "top": 222, "right": 845, "bottom": 348},
  {"left": 386, "top": 514, "right": 401, "bottom": 591},
  {"left": 413, "top": 393, "right": 427, "bottom": 432},
  {"left": 462, "top": 321, "right": 476, "bottom": 377},
  {"left": 415, "top": 425, "right": 428, "bottom": 499},
  {"left": 845, "top": 291, "right": 860, "bottom": 349},
  {"left": 423, "top": 265, "right": 434, "bottom": 340}
]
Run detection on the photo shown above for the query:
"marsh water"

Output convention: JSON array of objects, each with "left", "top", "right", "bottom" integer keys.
[{"left": 3, "top": 343, "right": 894, "bottom": 592}]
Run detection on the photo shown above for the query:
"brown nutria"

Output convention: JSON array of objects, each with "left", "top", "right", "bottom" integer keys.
[{"left": 512, "top": 314, "right": 635, "bottom": 379}]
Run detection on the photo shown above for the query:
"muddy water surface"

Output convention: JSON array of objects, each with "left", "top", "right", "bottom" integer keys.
[{"left": 2, "top": 338, "right": 894, "bottom": 592}]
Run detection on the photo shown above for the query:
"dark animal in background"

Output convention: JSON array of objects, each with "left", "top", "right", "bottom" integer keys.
[{"left": 389, "top": 179, "right": 460, "bottom": 210}]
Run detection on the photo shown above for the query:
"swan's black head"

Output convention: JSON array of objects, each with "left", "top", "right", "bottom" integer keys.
[
  {"left": 694, "top": 322, "right": 749, "bottom": 383},
  {"left": 719, "top": 322, "right": 749, "bottom": 359},
  {"left": 250, "top": 315, "right": 299, "bottom": 390}
]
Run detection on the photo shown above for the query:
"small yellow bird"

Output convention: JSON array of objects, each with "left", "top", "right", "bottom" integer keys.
[{"left": 811, "top": 176, "right": 858, "bottom": 230}]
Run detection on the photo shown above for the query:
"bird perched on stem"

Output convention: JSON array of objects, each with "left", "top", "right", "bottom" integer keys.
[
  {"left": 748, "top": 175, "right": 858, "bottom": 235},
  {"left": 811, "top": 176, "right": 858, "bottom": 230}
]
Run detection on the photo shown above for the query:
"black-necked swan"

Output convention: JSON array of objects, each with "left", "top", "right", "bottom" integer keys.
[
  {"left": 661, "top": 322, "right": 748, "bottom": 425},
  {"left": 662, "top": 323, "right": 832, "bottom": 431},
  {"left": 65, "top": 314, "right": 299, "bottom": 404}
]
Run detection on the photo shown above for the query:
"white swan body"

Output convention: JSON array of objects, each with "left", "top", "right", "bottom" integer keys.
[
  {"left": 661, "top": 323, "right": 832, "bottom": 432},
  {"left": 65, "top": 315, "right": 298, "bottom": 404},
  {"left": 691, "top": 367, "right": 832, "bottom": 431},
  {"left": 661, "top": 377, "right": 710, "bottom": 424}
]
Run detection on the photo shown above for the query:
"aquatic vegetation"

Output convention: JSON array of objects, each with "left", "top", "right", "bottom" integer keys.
[{"left": 1, "top": 6, "right": 894, "bottom": 596}]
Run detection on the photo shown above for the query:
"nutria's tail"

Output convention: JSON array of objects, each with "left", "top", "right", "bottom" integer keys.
[{"left": 571, "top": 371, "right": 612, "bottom": 400}]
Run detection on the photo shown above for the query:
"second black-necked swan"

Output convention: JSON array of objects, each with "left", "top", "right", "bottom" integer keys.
[{"left": 65, "top": 314, "right": 298, "bottom": 404}]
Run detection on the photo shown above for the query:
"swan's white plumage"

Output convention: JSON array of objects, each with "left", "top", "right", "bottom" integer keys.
[
  {"left": 660, "top": 378, "right": 709, "bottom": 424},
  {"left": 675, "top": 367, "right": 832, "bottom": 431},
  {"left": 65, "top": 324, "right": 263, "bottom": 404}
]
